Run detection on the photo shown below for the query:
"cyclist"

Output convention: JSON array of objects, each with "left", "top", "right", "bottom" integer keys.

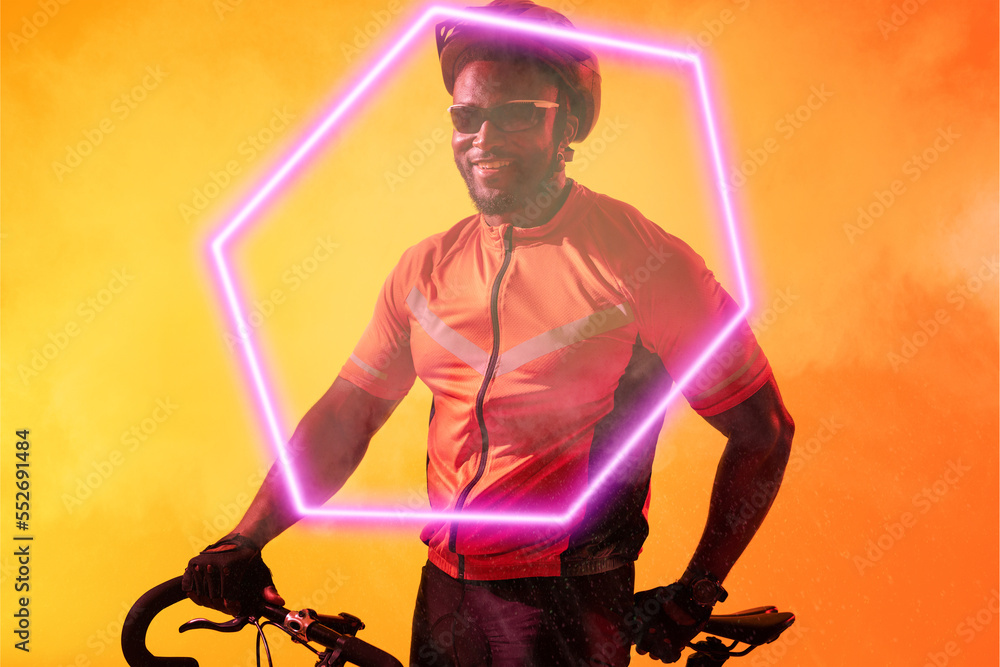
[{"left": 183, "top": 2, "right": 795, "bottom": 665}]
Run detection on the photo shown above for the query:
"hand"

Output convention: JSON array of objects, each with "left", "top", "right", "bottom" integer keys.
[
  {"left": 631, "top": 583, "right": 711, "bottom": 663},
  {"left": 181, "top": 533, "right": 284, "bottom": 616}
]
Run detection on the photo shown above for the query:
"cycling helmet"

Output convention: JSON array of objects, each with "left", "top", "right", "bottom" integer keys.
[{"left": 436, "top": 0, "right": 601, "bottom": 143}]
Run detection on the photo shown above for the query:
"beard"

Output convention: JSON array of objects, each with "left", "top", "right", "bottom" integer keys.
[
  {"left": 456, "top": 148, "right": 560, "bottom": 217},
  {"left": 466, "top": 183, "right": 520, "bottom": 216}
]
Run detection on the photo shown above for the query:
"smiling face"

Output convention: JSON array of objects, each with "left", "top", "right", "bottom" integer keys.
[{"left": 451, "top": 59, "right": 573, "bottom": 219}]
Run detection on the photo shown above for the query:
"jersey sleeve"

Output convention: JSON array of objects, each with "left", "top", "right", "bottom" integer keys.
[
  {"left": 337, "top": 262, "right": 417, "bottom": 401},
  {"left": 626, "top": 225, "right": 772, "bottom": 417}
]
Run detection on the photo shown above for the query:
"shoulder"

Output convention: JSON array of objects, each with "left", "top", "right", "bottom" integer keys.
[
  {"left": 390, "top": 213, "right": 480, "bottom": 279},
  {"left": 573, "top": 183, "right": 704, "bottom": 270}
]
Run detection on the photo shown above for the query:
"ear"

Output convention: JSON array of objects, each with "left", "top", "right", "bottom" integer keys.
[{"left": 561, "top": 113, "right": 579, "bottom": 149}]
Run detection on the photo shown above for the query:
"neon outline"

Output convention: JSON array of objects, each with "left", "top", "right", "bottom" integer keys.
[{"left": 209, "top": 5, "right": 753, "bottom": 524}]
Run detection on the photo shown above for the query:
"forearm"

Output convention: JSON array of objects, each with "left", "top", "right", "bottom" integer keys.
[
  {"left": 230, "top": 461, "right": 303, "bottom": 548},
  {"left": 685, "top": 421, "right": 792, "bottom": 583},
  {"left": 230, "top": 378, "right": 396, "bottom": 548}
]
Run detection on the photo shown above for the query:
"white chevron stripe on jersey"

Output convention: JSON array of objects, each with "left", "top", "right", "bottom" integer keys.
[
  {"left": 406, "top": 287, "right": 491, "bottom": 375},
  {"left": 494, "top": 302, "right": 633, "bottom": 376},
  {"left": 407, "top": 287, "right": 633, "bottom": 378}
]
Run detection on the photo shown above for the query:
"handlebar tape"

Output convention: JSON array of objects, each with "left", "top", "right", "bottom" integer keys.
[
  {"left": 121, "top": 576, "right": 199, "bottom": 667},
  {"left": 338, "top": 636, "right": 405, "bottom": 667},
  {"left": 307, "top": 623, "right": 404, "bottom": 667},
  {"left": 124, "top": 578, "right": 402, "bottom": 667}
]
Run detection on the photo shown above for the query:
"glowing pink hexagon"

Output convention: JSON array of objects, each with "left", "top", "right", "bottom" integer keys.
[{"left": 208, "top": 5, "right": 755, "bottom": 525}]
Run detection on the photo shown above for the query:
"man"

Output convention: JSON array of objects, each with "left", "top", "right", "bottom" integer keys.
[{"left": 183, "top": 2, "right": 794, "bottom": 665}]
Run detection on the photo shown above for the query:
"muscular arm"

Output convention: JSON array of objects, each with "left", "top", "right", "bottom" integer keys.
[
  {"left": 232, "top": 376, "right": 401, "bottom": 548},
  {"left": 681, "top": 374, "right": 794, "bottom": 584},
  {"left": 633, "top": 376, "right": 792, "bottom": 661}
]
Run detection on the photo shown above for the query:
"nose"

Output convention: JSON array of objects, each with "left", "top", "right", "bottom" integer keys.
[{"left": 472, "top": 119, "right": 505, "bottom": 153}]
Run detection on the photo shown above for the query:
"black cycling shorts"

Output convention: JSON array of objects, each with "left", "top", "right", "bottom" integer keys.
[{"left": 409, "top": 560, "right": 634, "bottom": 667}]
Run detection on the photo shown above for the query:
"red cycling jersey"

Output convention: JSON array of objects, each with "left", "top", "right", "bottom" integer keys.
[{"left": 339, "top": 181, "right": 771, "bottom": 581}]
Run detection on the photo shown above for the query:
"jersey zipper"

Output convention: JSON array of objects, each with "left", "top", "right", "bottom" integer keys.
[{"left": 449, "top": 225, "right": 514, "bottom": 577}]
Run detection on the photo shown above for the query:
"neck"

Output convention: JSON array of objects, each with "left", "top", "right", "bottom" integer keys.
[{"left": 484, "top": 174, "right": 572, "bottom": 229}]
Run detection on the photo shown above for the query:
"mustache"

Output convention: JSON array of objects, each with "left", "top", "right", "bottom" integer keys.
[{"left": 469, "top": 152, "right": 516, "bottom": 162}]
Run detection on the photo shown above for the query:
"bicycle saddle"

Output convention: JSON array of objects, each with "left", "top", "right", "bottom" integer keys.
[{"left": 702, "top": 607, "right": 795, "bottom": 645}]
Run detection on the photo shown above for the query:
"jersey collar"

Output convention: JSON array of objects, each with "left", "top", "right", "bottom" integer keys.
[{"left": 480, "top": 180, "right": 590, "bottom": 247}]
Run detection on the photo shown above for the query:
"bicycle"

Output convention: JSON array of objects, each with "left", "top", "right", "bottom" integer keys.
[{"left": 122, "top": 576, "right": 795, "bottom": 666}]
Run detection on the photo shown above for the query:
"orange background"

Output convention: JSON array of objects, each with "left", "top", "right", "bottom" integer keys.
[{"left": 1, "top": 0, "right": 997, "bottom": 665}]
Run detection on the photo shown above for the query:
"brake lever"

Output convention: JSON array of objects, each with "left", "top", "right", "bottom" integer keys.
[{"left": 179, "top": 615, "right": 252, "bottom": 634}]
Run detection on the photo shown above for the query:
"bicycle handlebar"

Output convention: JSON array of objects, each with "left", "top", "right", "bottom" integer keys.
[
  {"left": 255, "top": 603, "right": 403, "bottom": 667},
  {"left": 123, "top": 577, "right": 791, "bottom": 667},
  {"left": 121, "top": 577, "right": 198, "bottom": 667},
  {"left": 121, "top": 577, "right": 402, "bottom": 667}
]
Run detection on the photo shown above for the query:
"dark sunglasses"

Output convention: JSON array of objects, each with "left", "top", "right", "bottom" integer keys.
[{"left": 447, "top": 100, "right": 560, "bottom": 134}]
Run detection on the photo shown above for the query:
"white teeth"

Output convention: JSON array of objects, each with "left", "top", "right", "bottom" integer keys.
[{"left": 477, "top": 160, "right": 511, "bottom": 169}]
